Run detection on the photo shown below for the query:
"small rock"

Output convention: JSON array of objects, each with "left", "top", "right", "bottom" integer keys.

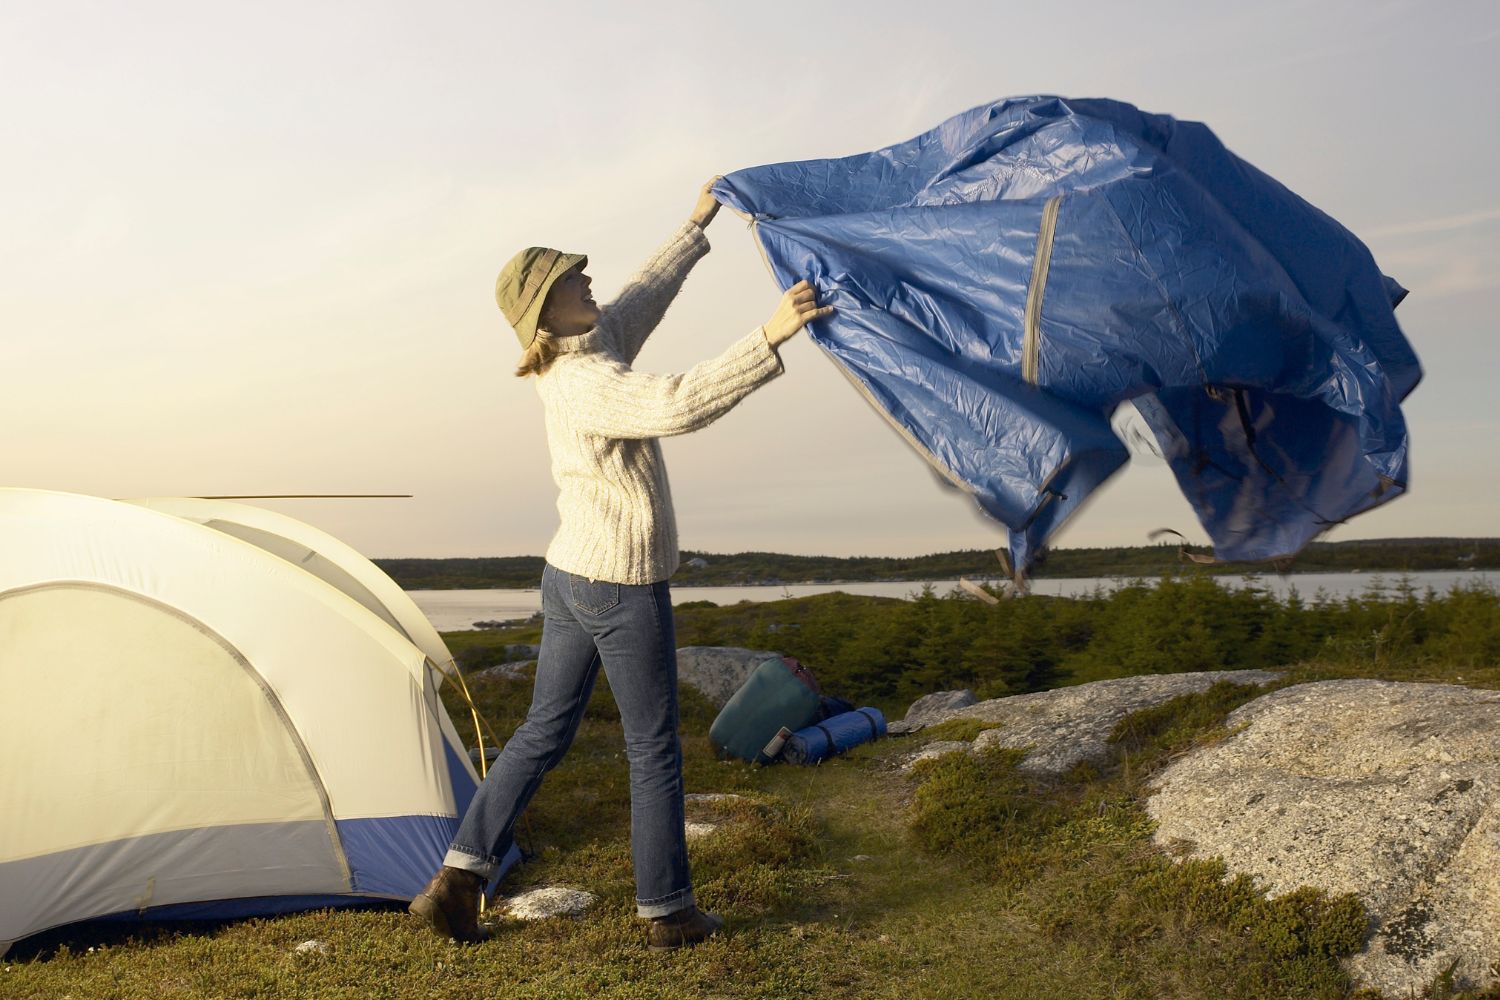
[
  {"left": 850, "top": 855, "right": 875, "bottom": 862},
  {"left": 503, "top": 886, "right": 597, "bottom": 921},
  {"left": 294, "top": 939, "right": 329, "bottom": 955},
  {"left": 475, "top": 660, "right": 534, "bottom": 681},
  {"left": 684, "top": 792, "right": 754, "bottom": 841}
]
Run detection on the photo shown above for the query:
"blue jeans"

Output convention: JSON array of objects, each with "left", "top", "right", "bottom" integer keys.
[{"left": 444, "top": 563, "right": 694, "bottom": 918}]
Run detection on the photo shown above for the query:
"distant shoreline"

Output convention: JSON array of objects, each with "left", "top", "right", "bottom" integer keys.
[{"left": 376, "top": 537, "right": 1500, "bottom": 591}]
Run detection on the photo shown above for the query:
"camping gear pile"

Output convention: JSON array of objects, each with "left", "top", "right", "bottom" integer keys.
[
  {"left": 714, "top": 95, "right": 1419, "bottom": 581},
  {"left": 709, "top": 655, "right": 886, "bottom": 766},
  {"left": 0, "top": 488, "right": 516, "bottom": 955}
]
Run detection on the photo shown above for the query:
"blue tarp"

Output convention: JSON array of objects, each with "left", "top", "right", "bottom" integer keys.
[{"left": 714, "top": 96, "right": 1418, "bottom": 578}]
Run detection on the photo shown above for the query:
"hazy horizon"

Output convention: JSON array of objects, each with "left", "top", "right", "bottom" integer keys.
[{"left": 371, "top": 534, "right": 1500, "bottom": 561}]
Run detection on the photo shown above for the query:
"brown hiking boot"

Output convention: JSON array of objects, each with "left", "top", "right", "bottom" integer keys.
[
  {"left": 409, "top": 866, "right": 491, "bottom": 943},
  {"left": 646, "top": 905, "right": 724, "bottom": 951}
]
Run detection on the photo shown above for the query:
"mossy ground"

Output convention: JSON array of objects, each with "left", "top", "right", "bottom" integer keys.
[{"left": 8, "top": 599, "right": 1500, "bottom": 999}]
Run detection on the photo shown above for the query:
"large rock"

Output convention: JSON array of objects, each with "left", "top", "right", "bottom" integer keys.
[
  {"left": 903, "top": 689, "right": 977, "bottom": 728},
  {"left": 944, "top": 670, "right": 1279, "bottom": 776},
  {"left": 1147, "top": 680, "right": 1500, "bottom": 997},
  {"left": 469, "top": 646, "right": 777, "bottom": 703},
  {"left": 676, "top": 646, "right": 779, "bottom": 707}
]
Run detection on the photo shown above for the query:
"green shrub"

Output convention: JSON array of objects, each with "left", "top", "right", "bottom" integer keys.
[
  {"left": 1108, "top": 680, "right": 1270, "bottom": 760},
  {"left": 1429, "top": 582, "right": 1500, "bottom": 668},
  {"left": 907, "top": 746, "right": 1067, "bottom": 880},
  {"left": 670, "top": 574, "right": 1500, "bottom": 711},
  {"left": 918, "top": 717, "right": 1001, "bottom": 743},
  {"left": 1136, "top": 860, "right": 1368, "bottom": 967}
]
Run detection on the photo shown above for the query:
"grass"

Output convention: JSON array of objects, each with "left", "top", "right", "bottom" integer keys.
[{"left": 7, "top": 624, "right": 1500, "bottom": 998}]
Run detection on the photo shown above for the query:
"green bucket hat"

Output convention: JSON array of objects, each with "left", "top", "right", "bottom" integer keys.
[{"left": 495, "top": 246, "right": 588, "bottom": 350}]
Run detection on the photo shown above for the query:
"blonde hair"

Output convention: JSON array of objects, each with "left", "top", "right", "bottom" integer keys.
[{"left": 513, "top": 327, "right": 559, "bottom": 377}]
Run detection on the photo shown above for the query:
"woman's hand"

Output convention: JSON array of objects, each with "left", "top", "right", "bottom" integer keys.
[
  {"left": 764, "top": 280, "right": 834, "bottom": 347},
  {"left": 689, "top": 177, "right": 722, "bottom": 229}
]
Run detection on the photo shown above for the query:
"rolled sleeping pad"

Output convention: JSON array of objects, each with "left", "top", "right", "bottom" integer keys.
[{"left": 783, "top": 707, "right": 886, "bottom": 766}]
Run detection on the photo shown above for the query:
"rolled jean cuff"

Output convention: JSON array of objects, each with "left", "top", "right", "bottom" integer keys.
[
  {"left": 636, "top": 886, "right": 694, "bottom": 919},
  {"left": 444, "top": 846, "right": 501, "bottom": 881}
]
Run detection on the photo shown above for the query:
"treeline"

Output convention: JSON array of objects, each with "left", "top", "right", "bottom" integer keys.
[
  {"left": 376, "top": 556, "right": 546, "bottom": 590},
  {"left": 1041, "top": 536, "right": 1500, "bottom": 577},
  {"left": 374, "top": 550, "right": 1003, "bottom": 589},
  {"left": 378, "top": 537, "right": 1499, "bottom": 590},
  {"left": 672, "top": 549, "right": 1003, "bottom": 584},
  {"left": 669, "top": 574, "right": 1500, "bottom": 713}
]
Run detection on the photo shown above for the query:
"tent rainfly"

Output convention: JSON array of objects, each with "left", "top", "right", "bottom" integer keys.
[
  {"left": 713, "top": 95, "right": 1419, "bottom": 579},
  {"left": 0, "top": 488, "right": 516, "bottom": 954}
]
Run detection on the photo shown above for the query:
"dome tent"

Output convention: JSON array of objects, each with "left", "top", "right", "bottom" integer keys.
[
  {"left": 122, "top": 495, "right": 487, "bottom": 757},
  {"left": 124, "top": 496, "right": 459, "bottom": 679},
  {"left": 123, "top": 495, "right": 516, "bottom": 832},
  {"left": 0, "top": 488, "right": 516, "bottom": 954}
]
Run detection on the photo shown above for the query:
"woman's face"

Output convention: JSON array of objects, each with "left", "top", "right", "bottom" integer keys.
[{"left": 540, "top": 265, "right": 600, "bottom": 336}]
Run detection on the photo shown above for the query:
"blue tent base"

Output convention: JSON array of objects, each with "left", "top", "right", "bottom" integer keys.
[
  {"left": 0, "top": 896, "right": 393, "bottom": 961},
  {"left": 8, "top": 836, "right": 522, "bottom": 956},
  {"left": 93, "top": 893, "right": 391, "bottom": 923}
]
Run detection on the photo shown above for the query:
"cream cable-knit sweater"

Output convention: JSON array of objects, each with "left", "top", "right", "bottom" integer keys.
[{"left": 535, "top": 222, "right": 784, "bottom": 585}]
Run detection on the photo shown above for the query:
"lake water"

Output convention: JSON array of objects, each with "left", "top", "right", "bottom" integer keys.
[{"left": 408, "top": 569, "right": 1495, "bottom": 632}]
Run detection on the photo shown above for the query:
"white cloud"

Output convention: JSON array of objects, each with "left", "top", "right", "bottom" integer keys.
[{"left": 1366, "top": 207, "right": 1500, "bottom": 239}]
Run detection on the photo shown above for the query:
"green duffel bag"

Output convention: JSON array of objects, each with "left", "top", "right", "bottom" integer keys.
[{"left": 709, "top": 656, "right": 823, "bottom": 764}]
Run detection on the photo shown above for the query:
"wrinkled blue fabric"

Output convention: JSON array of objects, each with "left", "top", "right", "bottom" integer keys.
[{"left": 713, "top": 96, "right": 1418, "bottom": 578}]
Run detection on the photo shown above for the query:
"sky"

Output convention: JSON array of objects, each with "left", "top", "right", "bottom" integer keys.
[{"left": 3, "top": 0, "right": 1498, "bottom": 560}]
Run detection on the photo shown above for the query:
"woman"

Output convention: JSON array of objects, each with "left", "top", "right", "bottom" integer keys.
[{"left": 410, "top": 180, "right": 831, "bottom": 949}]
